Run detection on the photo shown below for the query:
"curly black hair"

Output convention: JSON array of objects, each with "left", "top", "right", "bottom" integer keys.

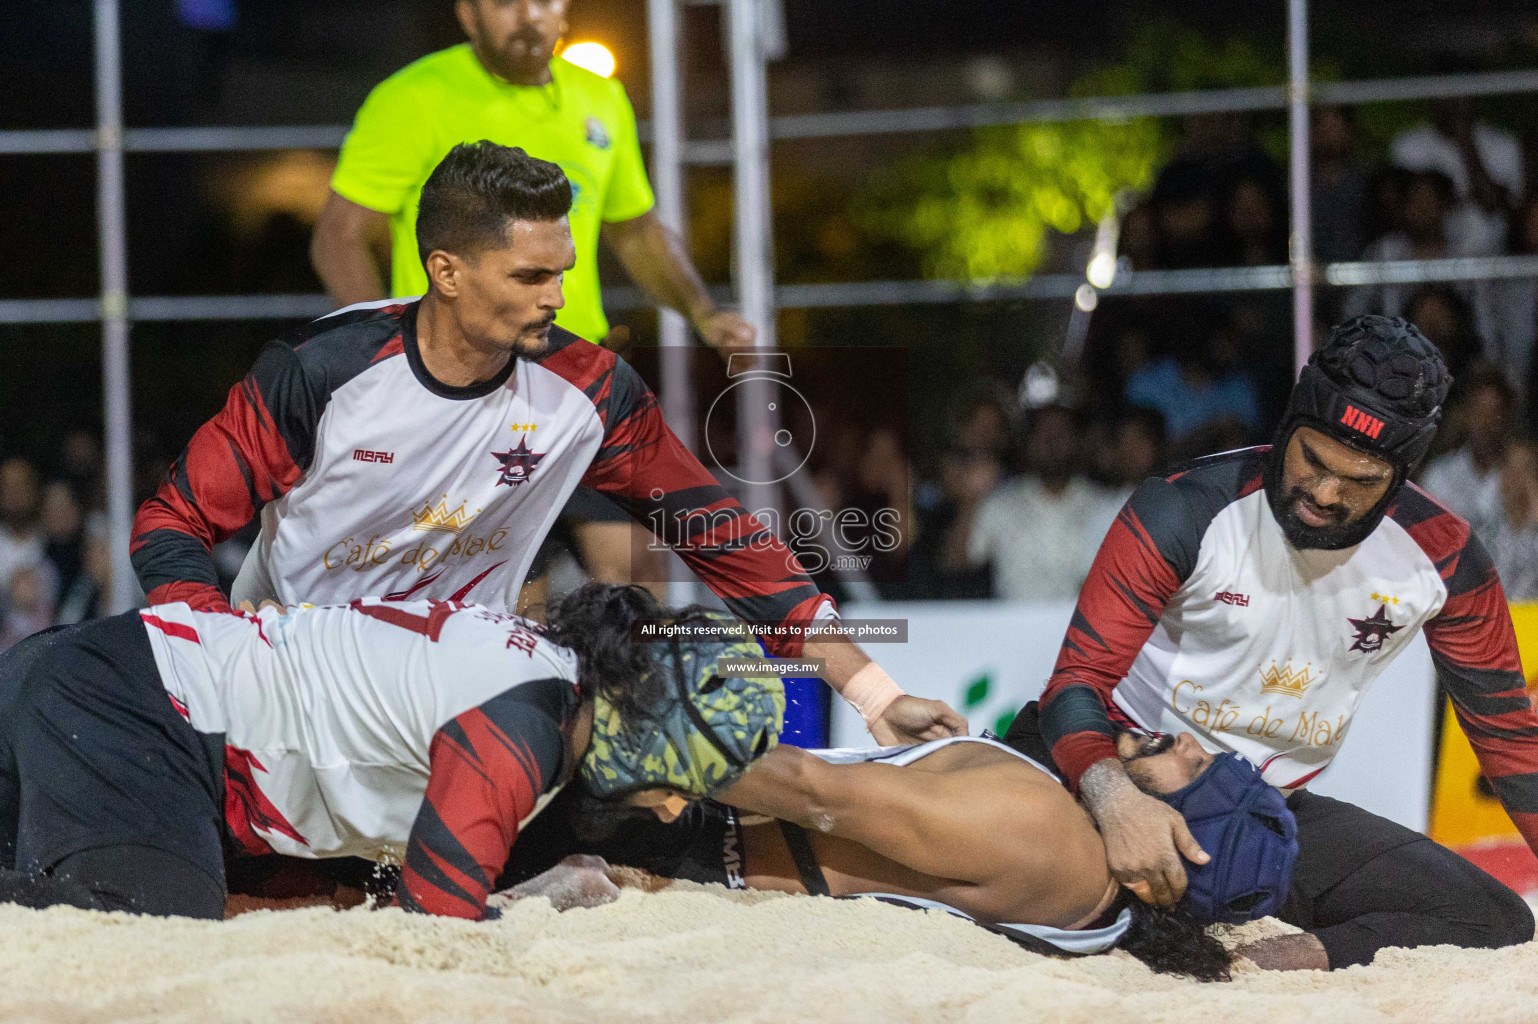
[
  {"left": 1116, "top": 891, "right": 1233, "bottom": 982},
  {"left": 539, "top": 583, "right": 670, "bottom": 722},
  {"left": 539, "top": 582, "right": 741, "bottom": 730}
]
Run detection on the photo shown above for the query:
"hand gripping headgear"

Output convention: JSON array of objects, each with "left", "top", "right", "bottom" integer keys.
[{"left": 1158, "top": 753, "right": 1300, "bottom": 923}]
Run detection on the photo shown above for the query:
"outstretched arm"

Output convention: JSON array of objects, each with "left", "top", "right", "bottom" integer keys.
[{"left": 602, "top": 211, "right": 753, "bottom": 350}]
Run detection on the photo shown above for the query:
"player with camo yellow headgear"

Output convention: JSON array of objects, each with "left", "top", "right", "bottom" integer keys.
[
  {"left": 538, "top": 583, "right": 785, "bottom": 818},
  {"left": 581, "top": 615, "right": 784, "bottom": 801}
]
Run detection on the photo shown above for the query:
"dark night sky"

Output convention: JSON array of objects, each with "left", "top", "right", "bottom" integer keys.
[{"left": 5, "top": 0, "right": 1538, "bottom": 130}]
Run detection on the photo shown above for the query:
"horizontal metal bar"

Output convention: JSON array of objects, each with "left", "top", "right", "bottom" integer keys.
[
  {"left": 767, "top": 86, "right": 1291, "bottom": 140},
  {"left": 1325, "top": 253, "right": 1538, "bottom": 285},
  {"left": 1317, "top": 69, "right": 1538, "bottom": 106},
  {"left": 5, "top": 69, "right": 1538, "bottom": 159},
  {"left": 129, "top": 293, "right": 335, "bottom": 320},
  {"left": 0, "top": 129, "right": 97, "bottom": 155},
  {"left": 0, "top": 298, "right": 101, "bottom": 323},
  {"left": 6, "top": 255, "right": 1538, "bottom": 325},
  {"left": 124, "top": 125, "right": 349, "bottom": 152},
  {"left": 0, "top": 294, "right": 335, "bottom": 324}
]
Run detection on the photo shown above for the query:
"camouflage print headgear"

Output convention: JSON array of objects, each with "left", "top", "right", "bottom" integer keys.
[{"left": 581, "top": 612, "right": 785, "bottom": 800}]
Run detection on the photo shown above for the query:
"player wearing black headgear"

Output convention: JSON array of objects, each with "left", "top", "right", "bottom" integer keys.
[
  {"left": 1016, "top": 314, "right": 1538, "bottom": 971},
  {"left": 1263, "top": 315, "right": 1451, "bottom": 549}
]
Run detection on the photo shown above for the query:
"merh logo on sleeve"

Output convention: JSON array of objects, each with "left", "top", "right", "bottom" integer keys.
[
  {"left": 1347, "top": 603, "right": 1403, "bottom": 653},
  {"left": 491, "top": 436, "right": 547, "bottom": 487}
]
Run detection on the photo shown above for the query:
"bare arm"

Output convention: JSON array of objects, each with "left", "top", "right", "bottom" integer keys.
[
  {"left": 310, "top": 190, "right": 392, "bottom": 308},
  {"left": 600, "top": 210, "right": 754, "bottom": 349},
  {"left": 720, "top": 746, "right": 1089, "bottom": 890}
]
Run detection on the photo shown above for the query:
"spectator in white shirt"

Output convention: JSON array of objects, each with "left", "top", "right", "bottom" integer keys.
[
  {"left": 1419, "top": 366, "right": 1516, "bottom": 530},
  {"left": 1491, "top": 197, "right": 1538, "bottom": 396},
  {"left": 1344, "top": 169, "right": 1503, "bottom": 342},
  {"left": 1476, "top": 438, "right": 1538, "bottom": 602},
  {"left": 0, "top": 458, "right": 44, "bottom": 601},
  {"left": 1391, "top": 97, "right": 1520, "bottom": 254},
  {"left": 965, "top": 404, "right": 1114, "bottom": 602}
]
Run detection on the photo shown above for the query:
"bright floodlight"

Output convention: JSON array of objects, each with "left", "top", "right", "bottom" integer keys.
[
  {"left": 562, "top": 42, "right": 616, "bottom": 78},
  {"left": 1086, "top": 251, "right": 1117, "bottom": 290}
]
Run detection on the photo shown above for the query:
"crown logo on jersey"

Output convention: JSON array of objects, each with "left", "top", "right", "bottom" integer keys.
[
  {"left": 411, "top": 495, "right": 479, "bottom": 534},
  {"left": 1258, "top": 660, "right": 1316, "bottom": 699}
]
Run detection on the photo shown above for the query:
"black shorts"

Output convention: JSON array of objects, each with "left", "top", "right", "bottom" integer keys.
[
  {"left": 0, "top": 612, "right": 226, "bottom": 888},
  {"left": 497, "top": 786, "right": 744, "bottom": 890}
]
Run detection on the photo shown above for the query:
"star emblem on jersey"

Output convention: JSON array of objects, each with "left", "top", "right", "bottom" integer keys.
[
  {"left": 492, "top": 436, "right": 546, "bottom": 488},
  {"left": 1347, "top": 604, "right": 1403, "bottom": 654}
]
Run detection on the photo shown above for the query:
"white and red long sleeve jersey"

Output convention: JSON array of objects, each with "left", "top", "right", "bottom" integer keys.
[
  {"left": 142, "top": 598, "right": 578, "bottom": 920},
  {"left": 131, "top": 299, "right": 832, "bottom": 655},
  {"left": 1038, "top": 448, "right": 1538, "bottom": 853}
]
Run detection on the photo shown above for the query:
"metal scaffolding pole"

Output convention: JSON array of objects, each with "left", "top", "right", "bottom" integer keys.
[
  {"left": 1288, "top": 0, "right": 1313, "bottom": 376},
  {"left": 648, "top": 0, "right": 699, "bottom": 606},
  {"left": 727, "top": 0, "right": 781, "bottom": 524},
  {"left": 94, "top": 0, "right": 136, "bottom": 613}
]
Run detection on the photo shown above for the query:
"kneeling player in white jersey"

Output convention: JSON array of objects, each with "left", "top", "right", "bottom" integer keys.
[
  {"left": 499, "top": 730, "right": 1299, "bottom": 982},
  {"left": 129, "top": 140, "right": 962, "bottom": 750},
  {"left": 0, "top": 584, "right": 781, "bottom": 921},
  {"left": 1023, "top": 315, "right": 1538, "bottom": 969}
]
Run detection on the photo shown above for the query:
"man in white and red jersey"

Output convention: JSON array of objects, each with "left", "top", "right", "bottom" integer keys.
[
  {"left": 0, "top": 584, "right": 783, "bottom": 920},
  {"left": 1008, "top": 315, "right": 1538, "bottom": 970},
  {"left": 130, "top": 141, "right": 961, "bottom": 747}
]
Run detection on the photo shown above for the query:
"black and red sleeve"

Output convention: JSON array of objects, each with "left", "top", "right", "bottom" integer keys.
[
  {"left": 131, "top": 308, "right": 407, "bottom": 609},
  {"left": 1394, "top": 486, "right": 1538, "bottom": 857},
  {"left": 131, "top": 340, "right": 321, "bottom": 609},
  {"left": 1039, "top": 452, "right": 1263, "bottom": 789},
  {"left": 539, "top": 335, "right": 831, "bottom": 656},
  {"left": 397, "top": 681, "right": 572, "bottom": 920}
]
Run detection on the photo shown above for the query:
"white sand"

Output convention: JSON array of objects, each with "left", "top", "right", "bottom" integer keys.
[{"left": 1, "top": 883, "right": 1535, "bottom": 1024}]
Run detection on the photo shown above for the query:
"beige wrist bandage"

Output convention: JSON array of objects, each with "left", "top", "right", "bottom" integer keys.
[{"left": 840, "top": 662, "right": 904, "bottom": 725}]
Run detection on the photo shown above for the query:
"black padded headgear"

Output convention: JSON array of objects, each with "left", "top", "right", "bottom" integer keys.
[{"left": 1264, "top": 315, "right": 1451, "bottom": 549}]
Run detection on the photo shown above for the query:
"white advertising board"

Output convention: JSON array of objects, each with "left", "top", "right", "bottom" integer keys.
[{"left": 834, "top": 601, "right": 1436, "bottom": 833}]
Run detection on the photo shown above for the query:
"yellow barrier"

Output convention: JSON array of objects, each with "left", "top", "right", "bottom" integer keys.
[{"left": 1427, "top": 603, "right": 1538, "bottom": 847}]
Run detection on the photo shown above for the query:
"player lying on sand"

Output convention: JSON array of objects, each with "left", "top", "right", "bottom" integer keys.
[
  {"left": 501, "top": 729, "right": 1299, "bottom": 981},
  {"left": 0, "top": 584, "right": 781, "bottom": 921}
]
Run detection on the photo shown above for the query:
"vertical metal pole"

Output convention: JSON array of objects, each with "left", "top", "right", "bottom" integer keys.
[
  {"left": 95, "top": 0, "right": 136, "bottom": 612},
  {"left": 1288, "top": 0, "right": 1313, "bottom": 376},
  {"left": 727, "top": 0, "right": 780, "bottom": 525},
  {"left": 647, "top": 0, "right": 698, "bottom": 606}
]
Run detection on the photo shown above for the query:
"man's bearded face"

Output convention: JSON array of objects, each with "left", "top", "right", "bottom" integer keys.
[{"left": 1268, "top": 426, "right": 1395, "bottom": 550}]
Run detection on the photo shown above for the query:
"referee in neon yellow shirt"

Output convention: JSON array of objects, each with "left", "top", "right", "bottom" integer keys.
[{"left": 312, "top": 0, "right": 752, "bottom": 352}]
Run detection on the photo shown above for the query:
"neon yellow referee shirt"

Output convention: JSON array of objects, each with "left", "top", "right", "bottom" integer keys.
[{"left": 331, "top": 44, "right": 655, "bottom": 343}]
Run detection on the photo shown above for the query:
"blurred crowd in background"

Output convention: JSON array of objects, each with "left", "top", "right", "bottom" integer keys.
[{"left": 0, "top": 432, "right": 110, "bottom": 649}]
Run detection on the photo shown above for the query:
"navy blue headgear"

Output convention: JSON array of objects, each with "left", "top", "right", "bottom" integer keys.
[{"left": 1158, "top": 753, "right": 1299, "bottom": 924}]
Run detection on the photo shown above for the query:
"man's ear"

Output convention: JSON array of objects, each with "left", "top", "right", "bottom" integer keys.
[
  {"left": 454, "top": 0, "right": 477, "bottom": 42},
  {"left": 425, "top": 250, "right": 462, "bottom": 298}
]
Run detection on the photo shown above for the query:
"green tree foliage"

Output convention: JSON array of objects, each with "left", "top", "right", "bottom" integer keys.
[
  {"left": 876, "top": 116, "right": 1166, "bottom": 282},
  {"left": 862, "top": 21, "right": 1318, "bottom": 284}
]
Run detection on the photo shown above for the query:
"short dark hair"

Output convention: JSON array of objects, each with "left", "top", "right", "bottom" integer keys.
[{"left": 415, "top": 141, "right": 572, "bottom": 264}]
